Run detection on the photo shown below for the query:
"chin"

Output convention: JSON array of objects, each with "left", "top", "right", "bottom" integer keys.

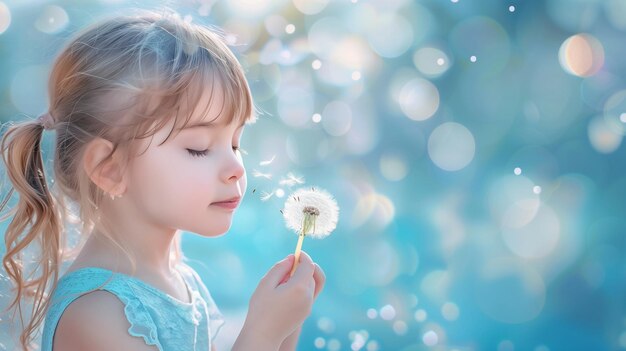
[{"left": 198, "top": 223, "right": 232, "bottom": 237}]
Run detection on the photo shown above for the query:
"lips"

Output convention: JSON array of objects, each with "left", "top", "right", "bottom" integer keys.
[{"left": 211, "top": 196, "right": 241, "bottom": 210}]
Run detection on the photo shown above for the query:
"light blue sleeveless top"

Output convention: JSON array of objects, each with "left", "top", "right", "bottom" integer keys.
[{"left": 41, "top": 262, "right": 225, "bottom": 351}]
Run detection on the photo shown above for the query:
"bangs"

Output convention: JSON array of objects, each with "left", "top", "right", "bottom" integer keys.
[
  {"left": 177, "top": 64, "right": 251, "bottom": 130},
  {"left": 122, "top": 19, "right": 256, "bottom": 147}
]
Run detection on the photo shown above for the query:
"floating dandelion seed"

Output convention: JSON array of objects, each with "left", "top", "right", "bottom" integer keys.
[
  {"left": 252, "top": 169, "right": 273, "bottom": 179},
  {"left": 279, "top": 172, "right": 306, "bottom": 187},
  {"left": 283, "top": 187, "right": 339, "bottom": 276},
  {"left": 260, "top": 155, "right": 276, "bottom": 166},
  {"left": 260, "top": 191, "right": 275, "bottom": 201}
]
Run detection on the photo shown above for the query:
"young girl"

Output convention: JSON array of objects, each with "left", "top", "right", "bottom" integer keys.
[{"left": 0, "top": 8, "right": 325, "bottom": 351}]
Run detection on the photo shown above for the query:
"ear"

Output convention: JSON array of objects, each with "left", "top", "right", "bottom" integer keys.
[{"left": 82, "top": 138, "right": 128, "bottom": 197}]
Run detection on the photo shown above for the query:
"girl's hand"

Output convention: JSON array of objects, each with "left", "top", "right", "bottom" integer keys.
[
  {"left": 240, "top": 251, "right": 320, "bottom": 348},
  {"left": 279, "top": 261, "right": 326, "bottom": 351}
]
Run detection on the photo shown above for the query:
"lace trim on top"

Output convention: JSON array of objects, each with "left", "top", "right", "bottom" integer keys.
[{"left": 42, "top": 263, "right": 220, "bottom": 351}]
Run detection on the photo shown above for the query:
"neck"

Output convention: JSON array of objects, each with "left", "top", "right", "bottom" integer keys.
[{"left": 74, "top": 198, "right": 180, "bottom": 278}]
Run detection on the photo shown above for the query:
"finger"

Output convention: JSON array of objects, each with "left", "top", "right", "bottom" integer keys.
[
  {"left": 261, "top": 255, "right": 295, "bottom": 287},
  {"left": 312, "top": 263, "right": 326, "bottom": 299},
  {"left": 291, "top": 250, "right": 315, "bottom": 282}
]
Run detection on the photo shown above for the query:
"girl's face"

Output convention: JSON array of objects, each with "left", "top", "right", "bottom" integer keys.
[{"left": 124, "top": 86, "right": 247, "bottom": 237}]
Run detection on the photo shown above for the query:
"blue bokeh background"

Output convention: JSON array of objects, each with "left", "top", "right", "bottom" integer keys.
[{"left": 2, "top": 0, "right": 626, "bottom": 350}]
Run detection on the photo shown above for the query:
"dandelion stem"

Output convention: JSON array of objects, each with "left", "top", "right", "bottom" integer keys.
[
  {"left": 289, "top": 232, "right": 305, "bottom": 277},
  {"left": 289, "top": 206, "right": 319, "bottom": 277}
]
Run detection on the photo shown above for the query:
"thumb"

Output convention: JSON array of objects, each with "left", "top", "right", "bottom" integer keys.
[{"left": 261, "top": 255, "right": 295, "bottom": 287}]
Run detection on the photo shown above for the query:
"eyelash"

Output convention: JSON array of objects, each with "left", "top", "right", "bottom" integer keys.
[{"left": 186, "top": 146, "right": 243, "bottom": 157}]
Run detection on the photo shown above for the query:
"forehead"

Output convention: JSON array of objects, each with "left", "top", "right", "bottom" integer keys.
[{"left": 180, "top": 79, "right": 228, "bottom": 126}]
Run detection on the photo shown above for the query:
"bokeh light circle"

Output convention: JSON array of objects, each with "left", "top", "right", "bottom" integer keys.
[
  {"left": 398, "top": 78, "right": 440, "bottom": 121},
  {"left": 292, "top": 0, "right": 329, "bottom": 15},
  {"left": 413, "top": 47, "right": 451, "bottom": 77},
  {"left": 10, "top": 65, "right": 49, "bottom": 115},
  {"left": 322, "top": 100, "right": 352, "bottom": 136},
  {"left": 441, "top": 302, "right": 460, "bottom": 321},
  {"left": 308, "top": 17, "right": 344, "bottom": 59},
  {"left": 605, "top": 0, "right": 626, "bottom": 30},
  {"left": 379, "top": 154, "right": 408, "bottom": 181},
  {"left": 264, "top": 15, "right": 288, "bottom": 37},
  {"left": 35, "top": 5, "right": 69, "bottom": 34},
  {"left": 588, "top": 116, "right": 622, "bottom": 153},
  {"left": 428, "top": 122, "right": 476, "bottom": 171},
  {"left": 547, "top": 0, "right": 602, "bottom": 32},
  {"left": 277, "top": 86, "right": 314, "bottom": 128},
  {"left": 352, "top": 239, "right": 400, "bottom": 286},
  {"left": 422, "top": 330, "right": 438, "bottom": 346},
  {"left": 558, "top": 33, "right": 604, "bottom": 77},
  {"left": 366, "top": 13, "right": 413, "bottom": 58},
  {"left": 0, "top": 2, "right": 10, "bottom": 34},
  {"left": 226, "top": 0, "right": 283, "bottom": 18},
  {"left": 502, "top": 202, "right": 561, "bottom": 259},
  {"left": 603, "top": 89, "right": 626, "bottom": 136},
  {"left": 449, "top": 17, "right": 511, "bottom": 73},
  {"left": 351, "top": 193, "right": 396, "bottom": 229}
]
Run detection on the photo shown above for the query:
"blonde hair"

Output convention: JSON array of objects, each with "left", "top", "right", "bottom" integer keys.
[{"left": 0, "top": 8, "right": 255, "bottom": 350}]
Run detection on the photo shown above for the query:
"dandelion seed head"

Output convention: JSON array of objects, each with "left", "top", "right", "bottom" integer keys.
[
  {"left": 283, "top": 187, "right": 339, "bottom": 238},
  {"left": 303, "top": 206, "right": 320, "bottom": 216}
]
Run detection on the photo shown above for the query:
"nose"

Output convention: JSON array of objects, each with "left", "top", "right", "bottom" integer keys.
[{"left": 221, "top": 149, "right": 245, "bottom": 183}]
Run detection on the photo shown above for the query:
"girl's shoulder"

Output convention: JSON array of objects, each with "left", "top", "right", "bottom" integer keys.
[{"left": 52, "top": 290, "right": 159, "bottom": 351}]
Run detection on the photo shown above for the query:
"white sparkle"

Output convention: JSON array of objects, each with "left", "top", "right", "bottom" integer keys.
[
  {"left": 470, "top": 55, "right": 477, "bottom": 62},
  {"left": 312, "top": 113, "right": 322, "bottom": 123},
  {"left": 514, "top": 167, "right": 522, "bottom": 176},
  {"left": 620, "top": 113, "right": 626, "bottom": 123},
  {"left": 436, "top": 58, "right": 445, "bottom": 66},
  {"left": 312, "top": 59, "right": 322, "bottom": 70},
  {"left": 533, "top": 185, "right": 542, "bottom": 194},
  {"left": 275, "top": 188, "right": 285, "bottom": 198},
  {"left": 509, "top": 5, "right": 515, "bottom": 12},
  {"left": 285, "top": 24, "right": 295, "bottom": 34},
  {"left": 352, "top": 71, "right": 362, "bottom": 80}
]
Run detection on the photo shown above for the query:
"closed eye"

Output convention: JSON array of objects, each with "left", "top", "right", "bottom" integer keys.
[{"left": 187, "top": 149, "right": 208, "bottom": 157}]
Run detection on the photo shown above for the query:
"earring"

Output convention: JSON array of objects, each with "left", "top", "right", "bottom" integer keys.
[{"left": 108, "top": 193, "right": 122, "bottom": 200}]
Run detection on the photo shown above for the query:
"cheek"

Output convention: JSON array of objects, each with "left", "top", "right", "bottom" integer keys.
[{"left": 129, "top": 149, "right": 213, "bottom": 209}]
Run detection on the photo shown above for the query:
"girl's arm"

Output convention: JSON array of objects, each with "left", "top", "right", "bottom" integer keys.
[{"left": 278, "top": 326, "right": 302, "bottom": 351}]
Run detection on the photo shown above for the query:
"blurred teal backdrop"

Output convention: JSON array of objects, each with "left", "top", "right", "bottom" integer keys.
[{"left": 2, "top": 0, "right": 626, "bottom": 350}]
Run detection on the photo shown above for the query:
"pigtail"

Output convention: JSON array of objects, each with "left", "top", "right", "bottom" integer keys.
[{"left": 0, "top": 118, "right": 64, "bottom": 351}]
